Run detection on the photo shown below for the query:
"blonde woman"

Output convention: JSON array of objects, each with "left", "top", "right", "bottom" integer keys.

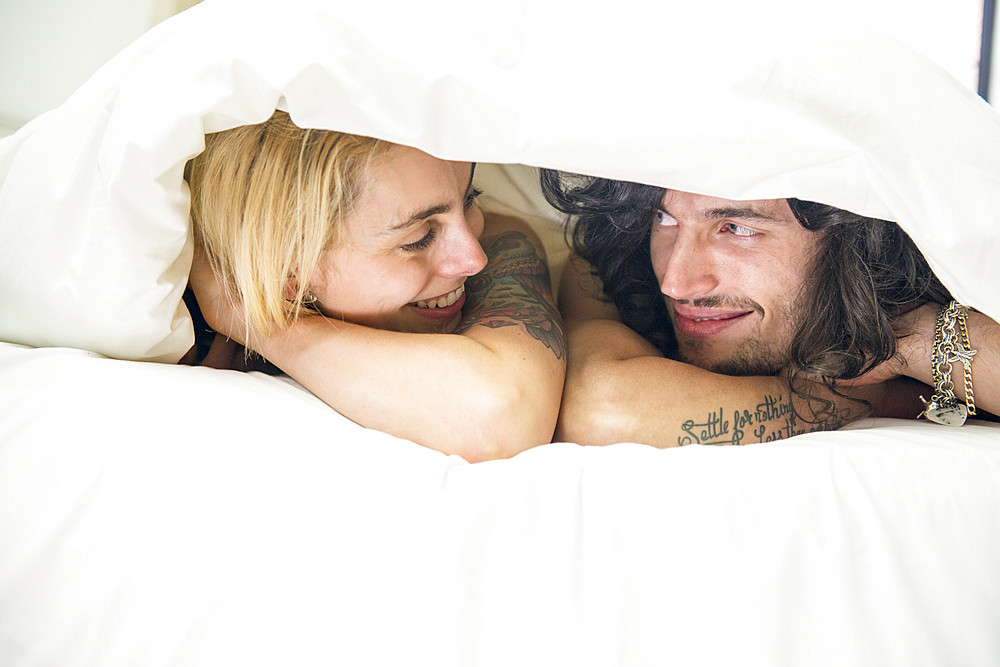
[{"left": 183, "top": 111, "right": 565, "bottom": 461}]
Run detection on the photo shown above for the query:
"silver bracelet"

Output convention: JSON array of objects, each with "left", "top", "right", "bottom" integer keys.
[{"left": 918, "top": 301, "right": 977, "bottom": 426}]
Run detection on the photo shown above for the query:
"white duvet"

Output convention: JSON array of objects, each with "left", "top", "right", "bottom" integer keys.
[{"left": 1, "top": 0, "right": 999, "bottom": 665}]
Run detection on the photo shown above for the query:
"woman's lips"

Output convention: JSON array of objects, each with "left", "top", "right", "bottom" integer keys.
[
  {"left": 671, "top": 303, "right": 754, "bottom": 339},
  {"left": 408, "top": 285, "right": 466, "bottom": 320}
]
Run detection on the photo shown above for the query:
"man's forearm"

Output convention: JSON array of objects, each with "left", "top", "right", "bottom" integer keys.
[
  {"left": 555, "top": 319, "right": 868, "bottom": 448},
  {"left": 895, "top": 305, "right": 1000, "bottom": 418}
]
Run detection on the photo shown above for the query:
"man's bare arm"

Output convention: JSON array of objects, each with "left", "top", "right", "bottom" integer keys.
[
  {"left": 890, "top": 303, "right": 1000, "bottom": 419},
  {"left": 556, "top": 256, "right": 882, "bottom": 447}
]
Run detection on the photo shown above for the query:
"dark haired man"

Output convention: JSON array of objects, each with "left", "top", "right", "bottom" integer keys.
[{"left": 542, "top": 172, "right": 999, "bottom": 447}]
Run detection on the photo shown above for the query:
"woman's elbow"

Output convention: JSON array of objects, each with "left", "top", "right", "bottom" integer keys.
[{"left": 455, "top": 382, "right": 560, "bottom": 463}]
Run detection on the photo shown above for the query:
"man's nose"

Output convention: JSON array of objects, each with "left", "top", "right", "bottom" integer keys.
[
  {"left": 656, "top": 233, "right": 720, "bottom": 300},
  {"left": 438, "top": 218, "right": 488, "bottom": 277}
]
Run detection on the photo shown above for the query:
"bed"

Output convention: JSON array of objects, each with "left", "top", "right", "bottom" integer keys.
[{"left": 1, "top": 0, "right": 999, "bottom": 664}]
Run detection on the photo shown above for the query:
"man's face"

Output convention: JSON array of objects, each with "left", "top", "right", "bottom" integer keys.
[{"left": 649, "top": 191, "right": 821, "bottom": 376}]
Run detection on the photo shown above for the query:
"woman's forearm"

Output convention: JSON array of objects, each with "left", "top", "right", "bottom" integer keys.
[
  {"left": 258, "top": 312, "right": 561, "bottom": 461},
  {"left": 257, "top": 221, "right": 565, "bottom": 461}
]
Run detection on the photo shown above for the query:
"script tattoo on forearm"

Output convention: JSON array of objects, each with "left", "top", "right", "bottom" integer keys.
[
  {"left": 457, "top": 230, "right": 565, "bottom": 359},
  {"left": 676, "top": 394, "right": 842, "bottom": 446}
]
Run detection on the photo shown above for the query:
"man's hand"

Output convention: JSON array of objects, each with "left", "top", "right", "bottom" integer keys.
[
  {"left": 835, "top": 302, "right": 1000, "bottom": 420},
  {"left": 824, "top": 304, "right": 934, "bottom": 418},
  {"left": 831, "top": 304, "right": 936, "bottom": 386}
]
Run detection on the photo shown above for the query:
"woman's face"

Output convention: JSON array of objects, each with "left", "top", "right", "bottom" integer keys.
[{"left": 307, "top": 147, "right": 487, "bottom": 334}]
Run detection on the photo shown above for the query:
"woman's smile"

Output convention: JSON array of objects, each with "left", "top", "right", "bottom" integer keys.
[
  {"left": 408, "top": 284, "right": 466, "bottom": 320},
  {"left": 412, "top": 284, "right": 465, "bottom": 309}
]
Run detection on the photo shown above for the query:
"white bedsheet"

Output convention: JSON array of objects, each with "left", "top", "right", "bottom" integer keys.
[
  {"left": 1, "top": 342, "right": 999, "bottom": 666},
  {"left": 1, "top": 0, "right": 999, "bottom": 664}
]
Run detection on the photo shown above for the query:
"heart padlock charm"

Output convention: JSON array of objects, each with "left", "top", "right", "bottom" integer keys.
[{"left": 919, "top": 398, "right": 968, "bottom": 426}]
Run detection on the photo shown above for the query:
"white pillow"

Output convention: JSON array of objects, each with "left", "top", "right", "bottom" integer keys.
[{"left": 1, "top": 0, "right": 998, "bottom": 361}]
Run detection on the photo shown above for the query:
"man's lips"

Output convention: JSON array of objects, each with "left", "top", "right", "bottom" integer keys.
[{"left": 671, "top": 303, "right": 755, "bottom": 339}]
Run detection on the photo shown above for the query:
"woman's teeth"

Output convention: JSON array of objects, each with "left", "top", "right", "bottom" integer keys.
[{"left": 414, "top": 284, "right": 464, "bottom": 309}]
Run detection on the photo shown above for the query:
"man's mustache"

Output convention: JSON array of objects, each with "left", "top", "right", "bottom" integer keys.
[{"left": 673, "top": 295, "right": 766, "bottom": 319}]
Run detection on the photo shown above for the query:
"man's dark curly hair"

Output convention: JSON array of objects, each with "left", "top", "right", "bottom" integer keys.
[{"left": 539, "top": 169, "right": 952, "bottom": 399}]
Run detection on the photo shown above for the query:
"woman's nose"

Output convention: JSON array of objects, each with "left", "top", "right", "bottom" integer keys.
[{"left": 438, "top": 218, "right": 488, "bottom": 277}]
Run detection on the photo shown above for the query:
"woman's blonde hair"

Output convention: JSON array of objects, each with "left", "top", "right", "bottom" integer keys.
[{"left": 185, "top": 110, "right": 394, "bottom": 341}]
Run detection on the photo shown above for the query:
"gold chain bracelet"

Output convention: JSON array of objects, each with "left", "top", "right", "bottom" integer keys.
[{"left": 918, "top": 301, "right": 977, "bottom": 426}]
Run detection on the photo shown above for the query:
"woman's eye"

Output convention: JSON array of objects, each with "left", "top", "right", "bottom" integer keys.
[
  {"left": 655, "top": 210, "right": 677, "bottom": 227},
  {"left": 401, "top": 227, "right": 437, "bottom": 252},
  {"left": 465, "top": 187, "right": 483, "bottom": 208},
  {"left": 723, "top": 222, "right": 756, "bottom": 237}
]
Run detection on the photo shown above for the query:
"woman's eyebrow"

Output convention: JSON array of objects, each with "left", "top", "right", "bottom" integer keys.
[
  {"left": 383, "top": 204, "right": 451, "bottom": 235},
  {"left": 382, "top": 163, "right": 478, "bottom": 236}
]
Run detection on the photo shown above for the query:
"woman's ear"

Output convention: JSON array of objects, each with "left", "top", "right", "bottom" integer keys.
[
  {"left": 283, "top": 271, "right": 319, "bottom": 305},
  {"left": 282, "top": 275, "right": 300, "bottom": 302}
]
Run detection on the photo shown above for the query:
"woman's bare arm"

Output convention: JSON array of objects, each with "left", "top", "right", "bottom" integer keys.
[{"left": 190, "top": 213, "right": 564, "bottom": 462}]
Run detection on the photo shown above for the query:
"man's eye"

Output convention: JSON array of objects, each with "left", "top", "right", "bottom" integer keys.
[
  {"left": 402, "top": 227, "right": 437, "bottom": 252},
  {"left": 723, "top": 222, "right": 756, "bottom": 237},
  {"left": 465, "top": 188, "right": 483, "bottom": 208},
  {"left": 655, "top": 210, "right": 677, "bottom": 226}
]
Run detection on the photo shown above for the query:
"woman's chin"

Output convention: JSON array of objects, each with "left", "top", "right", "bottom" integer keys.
[
  {"left": 362, "top": 309, "right": 462, "bottom": 335},
  {"left": 404, "top": 311, "right": 464, "bottom": 334},
  {"left": 401, "top": 300, "right": 465, "bottom": 333}
]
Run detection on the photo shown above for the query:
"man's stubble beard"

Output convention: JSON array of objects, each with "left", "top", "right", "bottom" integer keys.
[
  {"left": 673, "top": 295, "right": 805, "bottom": 377},
  {"left": 682, "top": 336, "right": 789, "bottom": 376}
]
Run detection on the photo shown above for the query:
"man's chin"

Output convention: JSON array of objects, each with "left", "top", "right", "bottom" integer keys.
[
  {"left": 680, "top": 344, "right": 789, "bottom": 377},
  {"left": 706, "top": 358, "right": 787, "bottom": 377}
]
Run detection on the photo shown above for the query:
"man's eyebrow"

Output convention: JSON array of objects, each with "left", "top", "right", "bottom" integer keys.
[
  {"left": 382, "top": 163, "right": 477, "bottom": 236},
  {"left": 704, "top": 206, "right": 785, "bottom": 224}
]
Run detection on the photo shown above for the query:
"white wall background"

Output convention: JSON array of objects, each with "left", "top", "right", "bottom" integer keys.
[
  {"left": 0, "top": 0, "right": 993, "bottom": 138},
  {"left": 0, "top": 0, "right": 199, "bottom": 136},
  {"left": 813, "top": 0, "right": 986, "bottom": 93}
]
